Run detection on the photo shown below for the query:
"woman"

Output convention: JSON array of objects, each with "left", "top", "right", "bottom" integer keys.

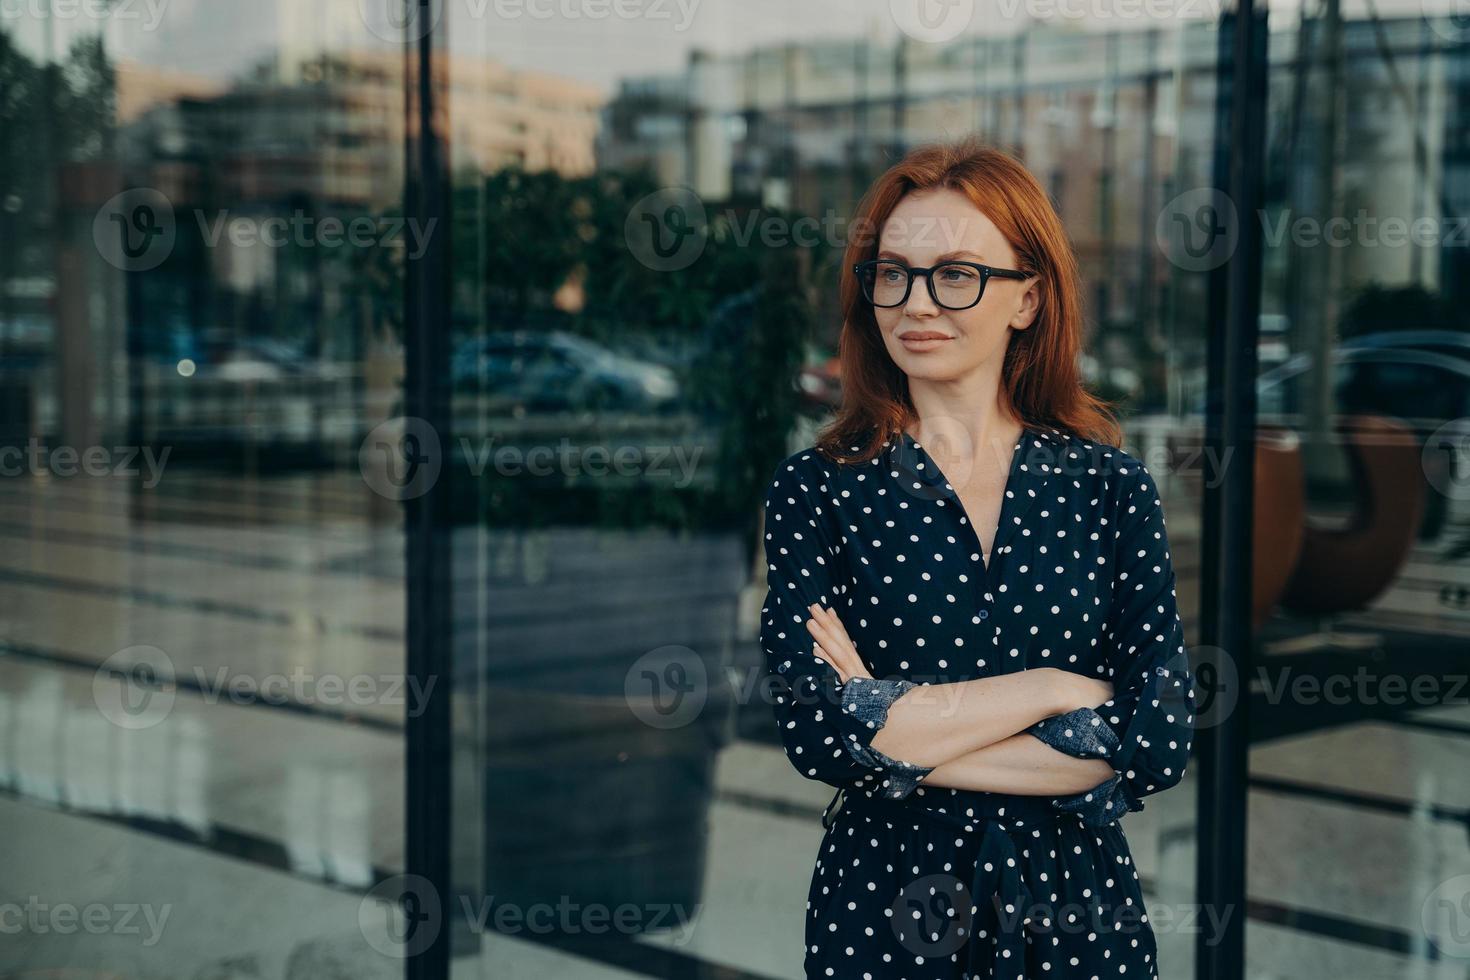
[{"left": 760, "top": 140, "right": 1196, "bottom": 979}]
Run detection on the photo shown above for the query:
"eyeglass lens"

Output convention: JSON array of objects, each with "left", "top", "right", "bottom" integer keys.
[{"left": 862, "top": 260, "right": 984, "bottom": 309}]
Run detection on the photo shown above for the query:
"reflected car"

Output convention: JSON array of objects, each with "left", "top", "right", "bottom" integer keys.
[
  {"left": 451, "top": 330, "right": 680, "bottom": 413},
  {"left": 798, "top": 354, "right": 841, "bottom": 410},
  {"left": 141, "top": 329, "right": 356, "bottom": 457},
  {"left": 1341, "top": 329, "right": 1470, "bottom": 365},
  {"left": 1257, "top": 344, "right": 1470, "bottom": 424},
  {"left": 1258, "top": 343, "right": 1470, "bottom": 538}
]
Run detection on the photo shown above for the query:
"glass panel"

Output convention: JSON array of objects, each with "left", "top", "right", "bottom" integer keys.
[
  {"left": 442, "top": 5, "right": 1224, "bottom": 978},
  {"left": 1248, "top": 1, "right": 1470, "bottom": 976},
  {"left": 0, "top": 3, "right": 408, "bottom": 976}
]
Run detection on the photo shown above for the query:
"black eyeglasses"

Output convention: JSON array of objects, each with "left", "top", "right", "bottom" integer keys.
[{"left": 854, "top": 258, "right": 1031, "bottom": 311}]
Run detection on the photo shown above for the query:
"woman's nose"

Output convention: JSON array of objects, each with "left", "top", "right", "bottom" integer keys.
[{"left": 903, "top": 272, "right": 940, "bottom": 316}]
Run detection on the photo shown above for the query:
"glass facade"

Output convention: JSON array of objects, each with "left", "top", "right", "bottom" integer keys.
[
  {"left": 0, "top": 2, "right": 412, "bottom": 975},
  {"left": 0, "top": 0, "right": 1465, "bottom": 977},
  {"left": 1246, "top": 5, "right": 1470, "bottom": 976}
]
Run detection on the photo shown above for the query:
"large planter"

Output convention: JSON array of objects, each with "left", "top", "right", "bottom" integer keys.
[{"left": 470, "top": 528, "right": 744, "bottom": 921}]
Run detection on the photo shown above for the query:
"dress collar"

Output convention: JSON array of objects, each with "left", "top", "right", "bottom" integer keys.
[{"left": 880, "top": 423, "right": 1071, "bottom": 567}]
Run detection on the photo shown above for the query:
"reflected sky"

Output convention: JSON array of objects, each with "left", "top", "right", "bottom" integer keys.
[{"left": 4, "top": 0, "right": 1446, "bottom": 92}]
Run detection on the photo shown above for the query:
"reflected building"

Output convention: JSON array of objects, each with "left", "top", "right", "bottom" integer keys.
[
  {"left": 4, "top": 3, "right": 1470, "bottom": 977},
  {"left": 602, "top": 26, "right": 1218, "bottom": 348},
  {"left": 602, "top": 17, "right": 1458, "bottom": 408},
  {"left": 39, "top": 46, "right": 604, "bottom": 460}
]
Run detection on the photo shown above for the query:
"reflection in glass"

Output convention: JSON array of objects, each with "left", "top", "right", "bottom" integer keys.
[
  {"left": 1, "top": 5, "right": 410, "bottom": 977},
  {"left": 446, "top": 11, "right": 1217, "bottom": 980}
]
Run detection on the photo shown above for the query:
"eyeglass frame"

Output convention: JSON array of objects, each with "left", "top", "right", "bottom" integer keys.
[{"left": 852, "top": 258, "right": 1033, "bottom": 311}]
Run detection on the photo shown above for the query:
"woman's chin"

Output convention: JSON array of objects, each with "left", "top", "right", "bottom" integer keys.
[{"left": 892, "top": 355, "right": 970, "bottom": 383}]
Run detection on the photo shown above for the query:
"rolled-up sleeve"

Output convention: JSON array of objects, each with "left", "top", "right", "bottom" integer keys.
[
  {"left": 759, "top": 451, "right": 932, "bottom": 796},
  {"left": 1030, "top": 459, "right": 1196, "bottom": 825}
]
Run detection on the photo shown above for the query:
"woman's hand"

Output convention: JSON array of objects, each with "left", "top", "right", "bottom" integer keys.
[
  {"left": 804, "top": 603, "right": 873, "bottom": 683},
  {"left": 1051, "top": 669, "right": 1115, "bottom": 713}
]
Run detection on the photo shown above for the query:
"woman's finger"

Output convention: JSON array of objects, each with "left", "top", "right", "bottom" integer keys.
[
  {"left": 820, "top": 605, "right": 857, "bottom": 650},
  {"left": 811, "top": 641, "right": 852, "bottom": 683},
  {"left": 807, "top": 604, "right": 866, "bottom": 680},
  {"left": 812, "top": 621, "right": 857, "bottom": 669},
  {"left": 806, "top": 608, "right": 857, "bottom": 672},
  {"left": 806, "top": 616, "right": 853, "bottom": 672},
  {"left": 804, "top": 610, "right": 840, "bottom": 649},
  {"left": 814, "top": 605, "right": 860, "bottom": 661},
  {"left": 821, "top": 607, "right": 873, "bottom": 679}
]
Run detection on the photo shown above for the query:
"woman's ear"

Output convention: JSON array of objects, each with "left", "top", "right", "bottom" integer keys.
[{"left": 1009, "top": 277, "right": 1042, "bottom": 331}]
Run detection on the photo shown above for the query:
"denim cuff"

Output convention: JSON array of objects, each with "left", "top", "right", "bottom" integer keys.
[
  {"left": 846, "top": 741, "right": 933, "bottom": 799},
  {"left": 841, "top": 675, "right": 918, "bottom": 731},
  {"left": 1050, "top": 771, "right": 1142, "bottom": 828},
  {"left": 1028, "top": 706, "right": 1121, "bottom": 761},
  {"left": 839, "top": 676, "right": 932, "bottom": 800}
]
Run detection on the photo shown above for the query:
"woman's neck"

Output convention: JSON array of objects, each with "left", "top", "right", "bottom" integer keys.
[{"left": 906, "top": 373, "right": 1023, "bottom": 458}]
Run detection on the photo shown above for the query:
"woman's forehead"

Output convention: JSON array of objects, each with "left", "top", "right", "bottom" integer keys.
[{"left": 878, "top": 190, "right": 1007, "bottom": 259}]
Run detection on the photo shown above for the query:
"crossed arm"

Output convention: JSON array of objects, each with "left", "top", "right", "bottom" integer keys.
[
  {"left": 760, "top": 454, "right": 1194, "bottom": 821},
  {"left": 804, "top": 603, "right": 1116, "bottom": 796}
]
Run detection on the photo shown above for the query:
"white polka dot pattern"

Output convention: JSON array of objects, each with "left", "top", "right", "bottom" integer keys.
[{"left": 758, "top": 425, "right": 1196, "bottom": 978}]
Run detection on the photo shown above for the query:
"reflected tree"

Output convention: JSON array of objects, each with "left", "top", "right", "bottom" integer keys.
[{"left": 457, "top": 165, "right": 820, "bottom": 534}]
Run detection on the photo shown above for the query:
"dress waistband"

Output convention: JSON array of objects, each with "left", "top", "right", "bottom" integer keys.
[
  {"left": 823, "top": 786, "right": 1064, "bottom": 832},
  {"left": 823, "top": 788, "right": 1060, "bottom": 976}
]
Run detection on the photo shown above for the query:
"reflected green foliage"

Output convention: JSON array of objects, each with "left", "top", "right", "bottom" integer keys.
[
  {"left": 0, "top": 31, "right": 114, "bottom": 285},
  {"left": 1092, "top": 314, "right": 1167, "bottom": 414},
  {"left": 455, "top": 167, "right": 821, "bottom": 533},
  {"left": 1340, "top": 283, "right": 1461, "bottom": 338}
]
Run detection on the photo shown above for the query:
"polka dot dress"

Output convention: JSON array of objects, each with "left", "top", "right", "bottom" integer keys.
[{"left": 759, "top": 426, "right": 1196, "bottom": 979}]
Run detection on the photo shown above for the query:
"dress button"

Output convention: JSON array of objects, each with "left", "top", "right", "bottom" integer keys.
[{"left": 977, "top": 609, "right": 990, "bottom": 620}]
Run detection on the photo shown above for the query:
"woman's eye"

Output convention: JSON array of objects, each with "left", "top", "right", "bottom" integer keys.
[{"left": 939, "top": 267, "right": 978, "bottom": 282}]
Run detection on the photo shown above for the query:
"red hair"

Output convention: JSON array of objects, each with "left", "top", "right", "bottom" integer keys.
[{"left": 816, "top": 138, "right": 1119, "bottom": 462}]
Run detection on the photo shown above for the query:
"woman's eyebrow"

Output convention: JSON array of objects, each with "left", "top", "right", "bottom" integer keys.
[{"left": 874, "top": 249, "right": 987, "bottom": 263}]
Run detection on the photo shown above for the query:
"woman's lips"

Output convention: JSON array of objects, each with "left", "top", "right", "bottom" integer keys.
[{"left": 897, "top": 332, "right": 952, "bottom": 352}]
